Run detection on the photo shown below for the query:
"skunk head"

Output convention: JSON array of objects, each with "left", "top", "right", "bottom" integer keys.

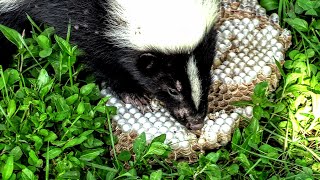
[
  {"left": 106, "top": 0, "right": 219, "bottom": 130},
  {"left": 135, "top": 44, "right": 216, "bottom": 130}
]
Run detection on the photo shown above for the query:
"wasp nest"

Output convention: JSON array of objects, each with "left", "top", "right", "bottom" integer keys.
[
  {"left": 208, "top": 0, "right": 291, "bottom": 114},
  {"left": 103, "top": 0, "right": 292, "bottom": 162}
]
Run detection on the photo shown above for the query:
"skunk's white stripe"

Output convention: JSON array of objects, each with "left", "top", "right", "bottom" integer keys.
[
  {"left": 0, "top": 0, "right": 22, "bottom": 12},
  {"left": 187, "top": 56, "right": 201, "bottom": 110},
  {"left": 105, "top": 0, "right": 219, "bottom": 53}
]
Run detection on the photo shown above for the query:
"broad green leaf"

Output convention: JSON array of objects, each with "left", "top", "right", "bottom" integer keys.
[
  {"left": 247, "top": 132, "right": 261, "bottom": 149},
  {"left": 245, "top": 117, "right": 259, "bottom": 136},
  {"left": 80, "top": 83, "right": 96, "bottom": 96},
  {"left": 177, "top": 162, "right": 194, "bottom": 177},
  {"left": 151, "top": 134, "right": 166, "bottom": 144},
  {"left": 37, "top": 69, "right": 50, "bottom": 89},
  {"left": 28, "top": 150, "right": 42, "bottom": 167},
  {"left": 303, "top": 167, "right": 313, "bottom": 176},
  {"left": 79, "top": 149, "right": 105, "bottom": 161},
  {"left": 306, "top": 49, "right": 315, "bottom": 58},
  {"left": 41, "top": 27, "right": 55, "bottom": 36},
  {"left": 206, "top": 152, "right": 220, "bottom": 164},
  {"left": 2, "top": 155, "right": 14, "bottom": 180},
  {"left": 253, "top": 105, "right": 264, "bottom": 120},
  {"left": 274, "top": 102, "right": 286, "bottom": 113},
  {"left": 39, "top": 48, "right": 53, "bottom": 58},
  {"left": 253, "top": 81, "right": 268, "bottom": 98},
  {"left": 133, "top": 132, "right": 146, "bottom": 161},
  {"left": 295, "top": 3, "right": 304, "bottom": 14},
  {"left": 54, "top": 35, "right": 72, "bottom": 55},
  {"left": 118, "top": 150, "right": 131, "bottom": 161},
  {"left": 284, "top": 60, "right": 293, "bottom": 69},
  {"left": 204, "top": 164, "right": 221, "bottom": 178},
  {"left": 39, "top": 79, "right": 54, "bottom": 99},
  {"left": 60, "top": 171, "right": 80, "bottom": 180},
  {"left": 29, "top": 135, "right": 43, "bottom": 151},
  {"left": 39, "top": 129, "right": 49, "bottom": 136},
  {"left": 150, "top": 170, "right": 162, "bottom": 180},
  {"left": 259, "top": 144, "right": 279, "bottom": 154},
  {"left": 293, "top": 53, "right": 307, "bottom": 61},
  {"left": 227, "top": 164, "right": 239, "bottom": 175},
  {"left": 66, "top": 94, "right": 79, "bottom": 105},
  {"left": 286, "top": 84, "right": 309, "bottom": 93},
  {"left": 306, "top": 9, "right": 318, "bottom": 16},
  {"left": 313, "top": 20, "right": 320, "bottom": 29},
  {"left": 7, "top": 99, "right": 16, "bottom": 118},
  {"left": 68, "top": 156, "right": 81, "bottom": 166},
  {"left": 80, "top": 130, "right": 94, "bottom": 137},
  {"left": 260, "top": 0, "right": 279, "bottom": 11},
  {"left": 145, "top": 142, "right": 169, "bottom": 157},
  {"left": 284, "top": 18, "right": 309, "bottom": 32},
  {"left": 231, "top": 128, "right": 241, "bottom": 151},
  {"left": 44, "top": 131, "right": 58, "bottom": 142},
  {"left": 310, "top": 64, "right": 318, "bottom": 76},
  {"left": 105, "top": 172, "right": 117, "bottom": 180},
  {"left": 62, "top": 136, "right": 88, "bottom": 150},
  {"left": 77, "top": 101, "right": 85, "bottom": 114},
  {"left": 297, "top": 0, "right": 313, "bottom": 11},
  {"left": 83, "top": 137, "right": 104, "bottom": 148},
  {"left": 42, "top": 148, "right": 62, "bottom": 160},
  {"left": 49, "top": 53, "right": 69, "bottom": 76},
  {"left": 236, "top": 153, "right": 251, "bottom": 169},
  {"left": 50, "top": 94, "right": 70, "bottom": 112},
  {"left": 312, "top": 163, "right": 320, "bottom": 173},
  {"left": 94, "top": 105, "right": 107, "bottom": 113},
  {"left": 6, "top": 69, "right": 20, "bottom": 86},
  {"left": 86, "top": 171, "right": 96, "bottom": 180},
  {"left": 289, "top": 50, "right": 300, "bottom": 60},
  {"left": 36, "top": 35, "right": 51, "bottom": 49},
  {"left": 0, "top": 124, "right": 6, "bottom": 131},
  {"left": 10, "top": 146, "right": 23, "bottom": 161},
  {"left": 285, "top": 73, "right": 303, "bottom": 87},
  {"left": 39, "top": 113, "right": 48, "bottom": 121},
  {"left": 21, "top": 168, "right": 36, "bottom": 180},
  {"left": 0, "top": 24, "right": 23, "bottom": 49},
  {"left": 311, "top": 75, "right": 318, "bottom": 88}
]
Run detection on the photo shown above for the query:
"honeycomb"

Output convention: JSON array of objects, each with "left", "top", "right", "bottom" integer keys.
[{"left": 102, "top": 0, "right": 292, "bottom": 161}]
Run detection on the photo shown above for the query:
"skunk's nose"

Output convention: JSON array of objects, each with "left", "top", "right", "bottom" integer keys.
[
  {"left": 173, "top": 108, "right": 205, "bottom": 130},
  {"left": 186, "top": 114, "right": 205, "bottom": 130}
]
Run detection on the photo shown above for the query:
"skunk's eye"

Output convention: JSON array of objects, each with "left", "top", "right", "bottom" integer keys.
[{"left": 167, "top": 88, "right": 179, "bottom": 97}]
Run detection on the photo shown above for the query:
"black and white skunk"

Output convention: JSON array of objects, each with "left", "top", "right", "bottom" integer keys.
[{"left": 0, "top": 0, "right": 219, "bottom": 130}]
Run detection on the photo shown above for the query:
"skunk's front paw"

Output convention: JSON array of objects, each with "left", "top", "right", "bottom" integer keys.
[{"left": 119, "top": 93, "right": 152, "bottom": 114}]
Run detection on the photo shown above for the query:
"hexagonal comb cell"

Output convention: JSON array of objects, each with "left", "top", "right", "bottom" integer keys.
[{"left": 102, "top": 0, "right": 292, "bottom": 161}]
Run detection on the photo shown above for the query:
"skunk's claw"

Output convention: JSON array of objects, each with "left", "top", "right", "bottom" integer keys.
[{"left": 120, "top": 93, "right": 152, "bottom": 114}]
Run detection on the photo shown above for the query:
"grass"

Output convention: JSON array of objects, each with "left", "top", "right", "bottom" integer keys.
[{"left": 1, "top": 0, "right": 320, "bottom": 179}]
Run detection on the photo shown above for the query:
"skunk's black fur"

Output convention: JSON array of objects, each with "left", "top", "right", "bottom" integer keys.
[{"left": 0, "top": 0, "right": 218, "bottom": 130}]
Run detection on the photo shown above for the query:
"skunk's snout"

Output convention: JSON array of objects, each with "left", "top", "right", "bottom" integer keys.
[
  {"left": 173, "top": 108, "right": 205, "bottom": 130},
  {"left": 186, "top": 116, "right": 205, "bottom": 130},
  {"left": 186, "top": 121, "right": 204, "bottom": 130}
]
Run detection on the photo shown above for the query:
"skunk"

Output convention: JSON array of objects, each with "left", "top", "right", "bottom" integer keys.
[{"left": 0, "top": 0, "right": 219, "bottom": 130}]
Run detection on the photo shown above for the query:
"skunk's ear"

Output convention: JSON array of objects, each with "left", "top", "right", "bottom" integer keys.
[{"left": 136, "top": 53, "right": 160, "bottom": 74}]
